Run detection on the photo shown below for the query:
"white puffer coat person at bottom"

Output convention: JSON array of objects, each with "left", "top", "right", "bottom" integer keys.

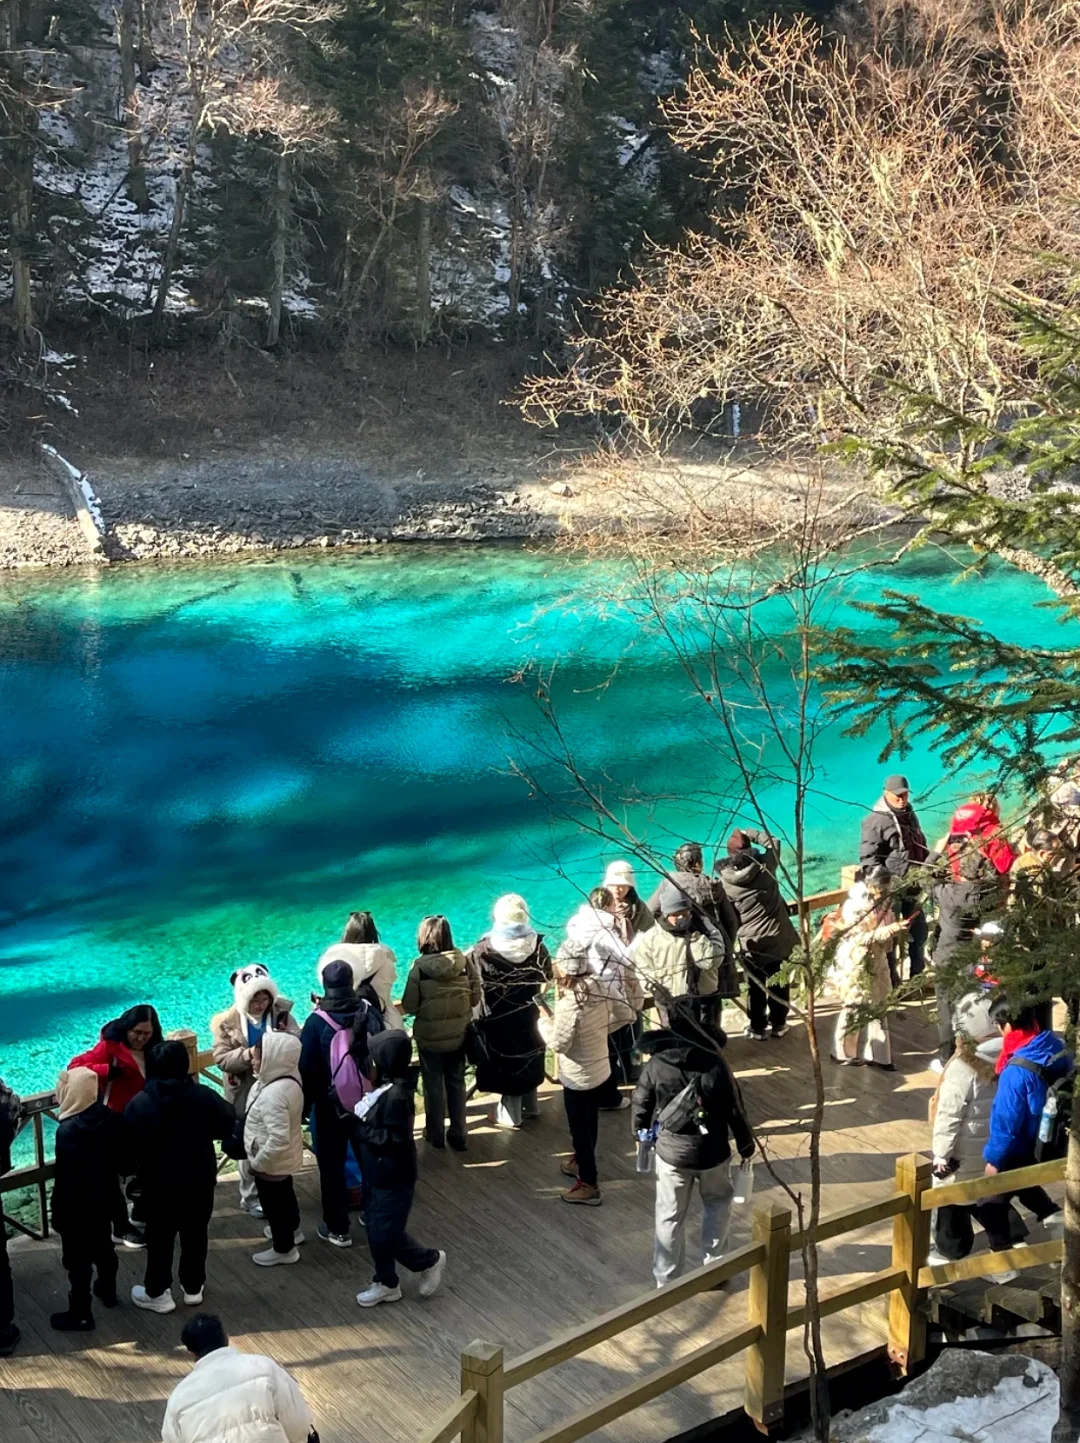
[
  {"left": 162, "top": 1343, "right": 314, "bottom": 1443},
  {"left": 931, "top": 992, "right": 1003, "bottom": 1183}
]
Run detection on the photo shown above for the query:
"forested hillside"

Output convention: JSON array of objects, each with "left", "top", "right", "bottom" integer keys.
[{"left": 0, "top": 0, "right": 829, "bottom": 354}]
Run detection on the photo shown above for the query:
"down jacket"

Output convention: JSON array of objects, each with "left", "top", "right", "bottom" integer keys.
[
  {"left": 550, "top": 977, "right": 612, "bottom": 1092},
  {"left": 316, "top": 945, "right": 403, "bottom": 1030},
  {"left": 831, "top": 888, "right": 906, "bottom": 1006},
  {"left": 566, "top": 905, "right": 645, "bottom": 1020},
  {"left": 985, "top": 1030, "right": 1074, "bottom": 1171},
  {"left": 243, "top": 1032, "right": 304, "bottom": 1178},
  {"left": 859, "top": 796, "right": 928, "bottom": 878},
  {"left": 161, "top": 1345, "right": 314, "bottom": 1443},
  {"left": 931, "top": 1035, "right": 1003, "bottom": 1183},
  {"left": 469, "top": 932, "right": 551, "bottom": 1098},
  {"left": 632, "top": 1029, "right": 754, "bottom": 1171},
  {"left": 631, "top": 922, "right": 723, "bottom": 1004},
  {"left": 716, "top": 850, "right": 798, "bottom": 968},
  {"left": 401, "top": 948, "right": 481, "bottom": 1053},
  {"left": 67, "top": 1038, "right": 145, "bottom": 1114}
]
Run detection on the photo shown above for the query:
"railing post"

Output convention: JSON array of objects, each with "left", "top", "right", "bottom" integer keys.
[
  {"left": 461, "top": 1341, "right": 504, "bottom": 1443},
  {"left": 887, "top": 1154, "right": 932, "bottom": 1372},
  {"left": 34, "top": 1112, "right": 48, "bottom": 1238},
  {"left": 169, "top": 1028, "right": 200, "bottom": 1076},
  {"left": 744, "top": 1202, "right": 791, "bottom": 1433}
]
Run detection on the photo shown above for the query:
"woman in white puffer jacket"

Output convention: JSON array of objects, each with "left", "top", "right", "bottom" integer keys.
[
  {"left": 829, "top": 876, "right": 908, "bottom": 1069},
  {"left": 243, "top": 1031, "right": 304, "bottom": 1267},
  {"left": 316, "top": 910, "right": 402, "bottom": 1028},
  {"left": 566, "top": 887, "right": 645, "bottom": 1105}
]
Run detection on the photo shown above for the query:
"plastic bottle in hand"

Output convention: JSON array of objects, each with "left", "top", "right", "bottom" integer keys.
[{"left": 636, "top": 1127, "right": 656, "bottom": 1173}]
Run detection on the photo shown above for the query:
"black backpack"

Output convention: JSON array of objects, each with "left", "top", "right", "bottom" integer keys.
[{"left": 1010, "top": 1049, "right": 1074, "bottom": 1161}]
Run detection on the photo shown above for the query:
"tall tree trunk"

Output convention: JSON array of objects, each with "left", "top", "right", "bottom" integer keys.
[
  {"left": 1, "top": 0, "right": 37, "bottom": 343},
  {"left": 136, "top": 0, "right": 155, "bottom": 82},
  {"left": 117, "top": 0, "right": 149, "bottom": 211},
  {"left": 1052, "top": 1091, "right": 1080, "bottom": 1441},
  {"left": 415, "top": 198, "right": 431, "bottom": 343},
  {"left": 151, "top": 126, "right": 197, "bottom": 345},
  {"left": 265, "top": 148, "right": 291, "bottom": 348}
]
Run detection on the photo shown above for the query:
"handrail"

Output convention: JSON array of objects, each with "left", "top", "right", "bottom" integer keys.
[
  {"left": 502, "top": 1241, "right": 766, "bottom": 1388},
  {"left": 418, "top": 1390, "right": 478, "bottom": 1443},
  {"left": 519, "top": 1323, "right": 763, "bottom": 1443},
  {"left": 923, "top": 1157, "right": 1065, "bottom": 1209},
  {"left": 431, "top": 1151, "right": 1066, "bottom": 1443}
]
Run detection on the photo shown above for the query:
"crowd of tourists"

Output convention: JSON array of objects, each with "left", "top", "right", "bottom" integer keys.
[{"left": 0, "top": 768, "right": 1076, "bottom": 1439}]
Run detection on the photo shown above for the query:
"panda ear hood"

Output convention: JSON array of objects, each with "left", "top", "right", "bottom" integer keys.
[{"left": 233, "top": 964, "right": 279, "bottom": 1019}]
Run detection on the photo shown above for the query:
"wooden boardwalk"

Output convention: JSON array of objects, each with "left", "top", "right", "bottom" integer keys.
[{"left": 0, "top": 1002, "right": 976, "bottom": 1443}]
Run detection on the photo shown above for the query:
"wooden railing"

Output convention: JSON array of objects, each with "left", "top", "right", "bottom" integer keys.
[{"left": 416, "top": 1153, "right": 1066, "bottom": 1443}]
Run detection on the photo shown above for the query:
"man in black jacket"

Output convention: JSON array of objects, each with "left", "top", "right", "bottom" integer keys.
[
  {"left": 632, "top": 1020, "right": 755, "bottom": 1287},
  {"left": 716, "top": 829, "right": 798, "bottom": 1039},
  {"left": 859, "top": 774, "right": 929, "bottom": 980},
  {"left": 125, "top": 1041, "right": 236, "bottom": 1314},
  {"left": 352, "top": 1030, "right": 446, "bottom": 1309}
]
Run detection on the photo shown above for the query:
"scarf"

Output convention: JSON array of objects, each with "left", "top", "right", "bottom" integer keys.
[
  {"left": 995, "top": 1025, "right": 1040, "bottom": 1075},
  {"left": 611, "top": 900, "right": 635, "bottom": 946}
]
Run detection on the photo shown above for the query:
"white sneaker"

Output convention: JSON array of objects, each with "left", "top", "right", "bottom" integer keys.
[
  {"left": 264, "top": 1226, "right": 305, "bottom": 1245},
  {"left": 356, "top": 1282, "right": 403, "bottom": 1308},
  {"left": 131, "top": 1285, "right": 176, "bottom": 1314},
  {"left": 989, "top": 1268, "right": 1020, "bottom": 1284},
  {"left": 182, "top": 1290, "right": 204, "bottom": 1306},
  {"left": 743, "top": 1027, "right": 767, "bottom": 1042},
  {"left": 929, "top": 1059, "right": 945, "bottom": 1075},
  {"left": 253, "top": 1247, "right": 300, "bottom": 1267},
  {"left": 418, "top": 1251, "right": 447, "bottom": 1299}
]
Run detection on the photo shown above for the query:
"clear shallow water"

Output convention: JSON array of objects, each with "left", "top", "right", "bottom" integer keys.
[{"left": 0, "top": 543, "right": 1061, "bottom": 1091}]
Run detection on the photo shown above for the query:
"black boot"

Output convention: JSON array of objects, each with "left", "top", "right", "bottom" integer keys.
[
  {"left": 50, "top": 1309, "right": 95, "bottom": 1332},
  {"left": 93, "top": 1278, "right": 119, "bottom": 1308},
  {"left": 0, "top": 1324, "right": 20, "bottom": 1356}
]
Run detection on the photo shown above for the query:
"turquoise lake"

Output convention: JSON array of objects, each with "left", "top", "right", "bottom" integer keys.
[{"left": 0, "top": 543, "right": 1059, "bottom": 1092}]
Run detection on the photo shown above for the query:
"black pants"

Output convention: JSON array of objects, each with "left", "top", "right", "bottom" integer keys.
[
  {"left": 418, "top": 1047, "right": 467, "bottom": 1149},
  {"left": 890, "top": 896, "right": 928, "bottom": 983},
  {"left": 745, "top": 961, "right": 789, "bottom": 1034},
  {"left": 143, "top": 1186, "right": 214, "bottom": 1299},
  {"left": 255, "top": 1175, "right": 300, "bottom": 1254},
  {"left": 935, "top": 984, "right": 955, "bottom": 1064},
  {"left": 0, "top": 1223, "right": 13, "bottom": 1331},
  {"left": 312, "top": 1101, "right": 351, "bottom": 1236},
  {"left": 597, "top": 1025, "right": 636, "bottom": 1107},
  {"left": 366, "top": 1185, "right": 439, "bottom": 1288},
  {"left": 60, "top": 1220, "right": 118, "bottom": 1315},
  {"left": 563, "top": 1083, "right": 603, "bottom": 1187}
]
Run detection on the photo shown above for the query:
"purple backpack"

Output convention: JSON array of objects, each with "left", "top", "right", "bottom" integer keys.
[{"left": 316, "top": 1010, "right": 372, "bottom": 1114}]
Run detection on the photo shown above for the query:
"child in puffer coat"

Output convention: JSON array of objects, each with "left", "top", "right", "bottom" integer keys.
[{"left": 244, "top": 1031, "right": 304, "bottom": 1268}]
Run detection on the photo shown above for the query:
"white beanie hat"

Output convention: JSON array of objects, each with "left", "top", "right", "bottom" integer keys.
[
  {"left": 493, "top": 893, "right": 529, "bottom": 928},
  {"left": 603, "top": 860, "right": 636, "bottom": 889}
]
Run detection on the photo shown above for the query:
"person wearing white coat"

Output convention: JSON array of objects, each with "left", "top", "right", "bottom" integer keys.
[
  {"left": 550, "top": 943, "right": 615, "bottom": 1207},
  {"left": 162, "top": 1313, "right": 315, "bottom": 1443},
  {"left": 929, "top": 991, "right": 1024, "bottom": 1277},
  {"left": 316, "top": 911, "right": 402, "bottom": 1029},
  {"left": 244, "top": 1032, "right": 304, "bottom": 1267},
  {"left": 566, "top": 888, "right": 645, "bottom": 1108},
  {"left": 829, "top": 877, "right": 908, "bottom": 1069}
]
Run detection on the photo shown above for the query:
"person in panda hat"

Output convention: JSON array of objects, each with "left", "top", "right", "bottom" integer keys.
[{"left": 211, "top": 965, "right": 299, "bottom": 1216}]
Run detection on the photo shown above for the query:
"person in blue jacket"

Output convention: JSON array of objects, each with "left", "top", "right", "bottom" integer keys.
[{"left": 983, "top": 997, "right": 1068, "bottom": 1236}]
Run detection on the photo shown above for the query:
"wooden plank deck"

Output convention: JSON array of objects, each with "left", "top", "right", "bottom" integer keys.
[{"left": 0, "top": 1001, "right": 1009, "bottom": 1443}]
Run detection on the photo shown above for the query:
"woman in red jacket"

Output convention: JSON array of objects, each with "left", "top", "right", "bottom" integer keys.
[{"left": 69, "top": 1005, "right": 163, "bottom": 1248}]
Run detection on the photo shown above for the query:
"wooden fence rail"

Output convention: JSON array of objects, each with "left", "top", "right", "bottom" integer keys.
[{"left": 424, "top": 1153, "right": 1066, "bottom": 1443}]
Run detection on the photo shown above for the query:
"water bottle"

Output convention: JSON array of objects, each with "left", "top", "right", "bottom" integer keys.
[
  {"left": 636, "top": 1127, "right": 655, "bottom": 1173},
  {"left": 1039, "top": 1090, "right": 1058, "bottom": 1145}
]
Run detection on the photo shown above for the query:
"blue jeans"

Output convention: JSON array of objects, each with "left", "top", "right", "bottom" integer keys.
[{"left": 365, "top": 1185, "right": 438, "bottom": 1288}]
